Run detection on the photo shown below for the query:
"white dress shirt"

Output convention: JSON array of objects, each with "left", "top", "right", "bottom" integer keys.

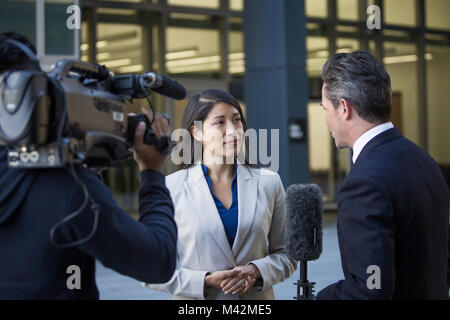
[{"left": 352, "top": 122, "right": 394, "bottom": 163}]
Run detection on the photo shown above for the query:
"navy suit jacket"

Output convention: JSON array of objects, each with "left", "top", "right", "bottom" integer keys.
[
  {"left": 317, "top": 128, "right": 449, "bottom": 300},
  {"left": 0, "top": 147, "right": 178, "bottom": 299}
]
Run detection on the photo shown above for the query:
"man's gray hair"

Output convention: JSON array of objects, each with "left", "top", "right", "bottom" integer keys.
[{"left": 321, "top": 51, "right": 392, "bottom": 123}]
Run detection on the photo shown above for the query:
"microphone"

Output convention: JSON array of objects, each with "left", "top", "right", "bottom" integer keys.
[
  {"left": 285, "top": 183, "right": 323, "bottom": 299},
  {"left": 141, "top": 72, "right": 187, "bottom": 100},
  {"left": 285, "top": 183, "right": 323, "bottom": 261}
]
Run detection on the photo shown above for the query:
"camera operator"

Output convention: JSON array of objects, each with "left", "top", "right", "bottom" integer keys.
[{"left": 0, "top": 32, "right": 177, "bottom": 299}]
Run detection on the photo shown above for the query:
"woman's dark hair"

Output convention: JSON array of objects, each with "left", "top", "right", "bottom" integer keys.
[{"left": 177, "top": 89, "right": 249, "bottom": 170}]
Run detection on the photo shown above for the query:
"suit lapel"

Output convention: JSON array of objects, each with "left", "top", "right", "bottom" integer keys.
[
  {"left": 185, "top": 164, "right": 235, "bottom": 265},
  {"left": 232, "top": 164, "right": 257, "bottom": 256}
]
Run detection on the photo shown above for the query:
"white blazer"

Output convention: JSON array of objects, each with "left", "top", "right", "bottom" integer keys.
[{"left": 144, "top": 163, "right": 297, "bottom": 300}]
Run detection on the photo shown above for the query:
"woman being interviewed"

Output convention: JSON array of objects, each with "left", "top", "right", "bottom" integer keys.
[{"left": 144, "top": 89, "right": 296, "bottom": 299}]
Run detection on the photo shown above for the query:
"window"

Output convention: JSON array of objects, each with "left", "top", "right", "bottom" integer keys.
[
  {"left": 426, "top": 0, "right": 450, "bottom": 30},
  {"left": 229, "top": 30, "right": 244, "bottom": 75},
  {"left": 306, "top": 36, "right": 328, "bottom": 77},
  {"left": 426, "top": 45, "right": 450, "bottom": 165},
  {"left": 81, "top": 21, "right": 89, "bottom": 61},
  {"left": 230, "top": 0, "right": 243, "bottom": 11},
  {"left": 0, "top": 0, "right": 36, "bottom": 47},
  {"left": 308, "top": 102, "right": 332, "bottom": 201},
  {"left": 95, "top": 23, "right": 145, "bottom": 74},
  {"left": 338, "top": 0, "right": 359, "bottom": 21},
  {"left": 336, "top": 38, "right": 360, "bottom": 54},
  {"left": 384, "top": 0, "right": 416, "bottom": 27},
  {"left": 306, "top": 0, "right": 327, "bottom": 18},
  {"left": 45, "top": 0, "right": 75, "bottom": 55},
  {"left": 166, "top": 24, "right": 220, "bottom": 76},
  {"left": 384, "top": 42, "right": 419, "bottom": 144},
  {"left": 306, "top": 35, "right": 334, "bottom": 200}
]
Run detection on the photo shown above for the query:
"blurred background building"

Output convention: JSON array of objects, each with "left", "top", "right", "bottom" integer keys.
[{"left": 1, "top": 0, "right": 449, "bottom": 212}]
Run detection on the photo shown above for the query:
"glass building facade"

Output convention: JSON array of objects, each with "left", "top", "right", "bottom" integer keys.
[{"left": 1, "top": 0, "right": 449, "bottom": 212}]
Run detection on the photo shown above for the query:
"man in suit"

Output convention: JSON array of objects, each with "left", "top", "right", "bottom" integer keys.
[{"left": 316, "top": 51, "right": 449, "bottom": 299}]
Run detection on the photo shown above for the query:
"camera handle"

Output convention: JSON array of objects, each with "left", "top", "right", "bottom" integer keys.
[
  {"left": 142, "top": 131, "right": 174, "bottom": 156},
  {"left": 50, "top": 59, "right": 110, "bottom": 81},
  {"left": 128, "top": 113, "right": 175, "bottom": 156}
]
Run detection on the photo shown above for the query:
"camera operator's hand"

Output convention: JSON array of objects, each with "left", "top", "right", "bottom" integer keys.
[{"left": 133, "top": 106, "right": 170, "bottom": 172}]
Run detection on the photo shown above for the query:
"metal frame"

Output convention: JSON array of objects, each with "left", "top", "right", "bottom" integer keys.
[{"left": 82, "top": 0, "right": 242, "bottom": 17}]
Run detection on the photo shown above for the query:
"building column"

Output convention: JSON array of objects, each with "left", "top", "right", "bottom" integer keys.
[{"left": 243, "top": 0, "right": 309, "bottom": 185}]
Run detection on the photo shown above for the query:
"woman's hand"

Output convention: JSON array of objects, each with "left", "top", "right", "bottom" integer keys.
[
  {"left": 221, "top": 275, "right": 256, "bottom": 295},
  {"left": 205, "top": 269, "right": 240, "bottom": 289},
  {"left": 220, "top": 264, "right": 261, "bottom": 295}
]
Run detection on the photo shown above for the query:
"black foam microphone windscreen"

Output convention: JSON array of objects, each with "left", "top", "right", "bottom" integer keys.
[
  {"left": 151, "top": 74, "right": 187, "bottom": 100},
  {"left": 285, "top": 183, "right": 323, "bottom": 261}
]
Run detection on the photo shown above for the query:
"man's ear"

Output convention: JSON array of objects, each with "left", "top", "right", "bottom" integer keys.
[
  {"left": 339, "top": 98, "right": 352, "bottom": 121},
  {"left": 190, "top": 125, "right": 202, "bottom": 142}
]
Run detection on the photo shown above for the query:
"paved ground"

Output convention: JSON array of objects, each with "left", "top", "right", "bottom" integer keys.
[{"left": 95, "top": 212, "right": 343, "bottom": 300}]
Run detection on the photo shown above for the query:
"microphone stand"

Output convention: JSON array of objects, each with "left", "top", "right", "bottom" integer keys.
[{"left": 294, "top": 261, "right": 316, "bottom": 300}]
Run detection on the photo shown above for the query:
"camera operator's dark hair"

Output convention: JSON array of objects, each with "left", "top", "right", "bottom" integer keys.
[
  {"left": 0, "top": 32, "right": 37, "bottom": 74},
  {"left": 178, "top": 89, "right": 249, "bottom": 170},
  {"left": 321, "top": 50, "right": 392, "bottom": 123}
]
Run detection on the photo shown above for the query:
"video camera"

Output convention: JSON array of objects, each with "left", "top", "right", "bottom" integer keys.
[{"left": 0, "top": 40, "right": 186, "bottom": 169}]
